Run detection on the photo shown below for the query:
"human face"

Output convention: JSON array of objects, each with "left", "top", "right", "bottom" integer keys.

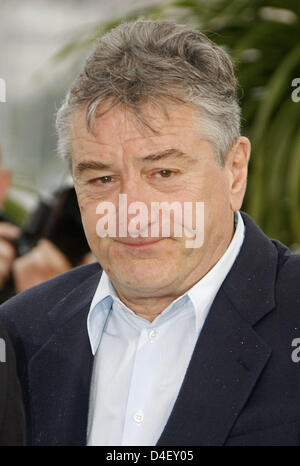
[{"left": 71, "top": 102, "right": 249, "bottom": 302}]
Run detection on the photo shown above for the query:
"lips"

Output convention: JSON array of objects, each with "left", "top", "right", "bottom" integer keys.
[{"left": 114, "top": 237, "right": 163, "bottom": 247}]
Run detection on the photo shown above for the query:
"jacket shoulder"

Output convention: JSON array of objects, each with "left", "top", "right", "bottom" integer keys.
[
  {"left": 271, "top": 239, "right": 300, "bottom": 279},
  {"left": 271, "top": 239, "right": 300, "bottom": 315},
  {"left": 0, "top": 262, "right": 102, "bottom": 340}
]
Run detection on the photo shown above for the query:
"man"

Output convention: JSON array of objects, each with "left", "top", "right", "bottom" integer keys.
[{"left": 0, "top": 19, "right": 300, "bottom": 446}]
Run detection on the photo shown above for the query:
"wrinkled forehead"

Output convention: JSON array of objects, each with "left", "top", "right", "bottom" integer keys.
[{"left": 70, "top": 99, "right": 201, "bottom": 142}]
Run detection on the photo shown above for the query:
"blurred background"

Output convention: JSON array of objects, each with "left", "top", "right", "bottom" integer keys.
[{"left": 1, "top": 0, "right": 300, "bottom": 250}]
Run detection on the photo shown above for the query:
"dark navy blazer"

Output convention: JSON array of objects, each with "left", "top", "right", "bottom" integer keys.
[{"left": 1, "top": 212, "right": 300, "bottom": 446}]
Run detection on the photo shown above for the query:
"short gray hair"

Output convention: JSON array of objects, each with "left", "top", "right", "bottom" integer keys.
[{"left": 56, "top": 19, "right": 241, "bottom": 166}]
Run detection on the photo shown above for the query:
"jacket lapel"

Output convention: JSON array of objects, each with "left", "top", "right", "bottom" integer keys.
[
  {"left": 157, "top": 290, "right": 272, "bottom": 445},
  {"left": 28, "top": 268, "right": 101, "bottom": 445},
  {"left": 157, "top": 212, "right": 278, "bottom": 445}
]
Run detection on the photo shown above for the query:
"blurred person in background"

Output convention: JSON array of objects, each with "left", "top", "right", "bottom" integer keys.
[
  {"left": 0, "top": 144, "right": 93, "bottom": 302},
  {"left": 11, "top": 186, "right": 94, "bottom": 294}
]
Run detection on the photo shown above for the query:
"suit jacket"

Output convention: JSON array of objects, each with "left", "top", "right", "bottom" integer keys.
[
  {"left": 0, "top": 211, "right": 300, "bottom": 446},
  {"left": 0, "top": 321, "right": 25, "bottom": 445}
]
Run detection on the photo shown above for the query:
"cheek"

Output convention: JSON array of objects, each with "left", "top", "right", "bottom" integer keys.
[
  {"left": 76, "top": 187, "right": 95, "bottom": 211},
  {"left": 202, "top": 168, "right": 230, "bottom": 201},
  {"left": 78, "top": 200, "right": 99, "bottom": 243},
  {"left": 75, "top": 186, "right": 103, "bottom": 223},
  {"left": 187, "top": 171, "right": 231, "bottom": 229}
]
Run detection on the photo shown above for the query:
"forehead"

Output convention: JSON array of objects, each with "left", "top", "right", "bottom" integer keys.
[{"left": 70, "top": 101, "right": 200, "bottom": 149}]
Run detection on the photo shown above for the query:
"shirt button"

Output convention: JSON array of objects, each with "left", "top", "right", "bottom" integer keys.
[
  {"left": 149, "top": 329, "right": 158, "bottom": 342},
  {"left": 133, "top": 410, "right": 144, "bottom": 423}
]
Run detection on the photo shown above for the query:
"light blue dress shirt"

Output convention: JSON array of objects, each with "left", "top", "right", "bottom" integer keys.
[{"left": 87, "top": 211, "right": 245, "bottom": 446}]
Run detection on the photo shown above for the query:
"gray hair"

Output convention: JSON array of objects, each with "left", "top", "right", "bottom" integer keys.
[{"left": 56, "top": 19, "right": 241, "bottom": 166}]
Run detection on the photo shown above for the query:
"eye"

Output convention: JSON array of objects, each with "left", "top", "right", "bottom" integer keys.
[
  {"left": 98, "top": 175, "right": 113, "bottom": 184},
  {"left": 156, "top": 169, "right": 173, "bottom": 178}
]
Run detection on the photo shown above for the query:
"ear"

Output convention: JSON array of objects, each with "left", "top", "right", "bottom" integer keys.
[
  {"left": 225, "top": 136, "right": 251, "bottom": 212},
  {"left": 0, "top": 170, "right": 11, "bottom": 205}
]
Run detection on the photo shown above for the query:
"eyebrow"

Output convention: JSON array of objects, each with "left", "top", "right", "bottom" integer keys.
[
  {"left": 143, "top": 148, "right": 194, "bottom": 163},
  {"left": 74, "top": 160, "right": 112, "bottom": 178},
  {"left": 74, "top": 149, "right": 194, "bottom": 178}
]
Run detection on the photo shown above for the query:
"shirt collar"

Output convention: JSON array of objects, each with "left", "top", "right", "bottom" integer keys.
[{"left": 87, "top": 211, "right": 245, "bottom": 355}]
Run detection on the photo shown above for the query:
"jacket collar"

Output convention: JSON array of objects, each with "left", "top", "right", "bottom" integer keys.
[
  {"left": 222, "top": 211, "right": 277, "bottom": 325},
  {"left": 47, "top": 263, "right": 102, "bottom": 329}
]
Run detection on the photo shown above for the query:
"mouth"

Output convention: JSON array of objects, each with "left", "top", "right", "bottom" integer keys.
[{"left": 114, "top": 237, "right": 164, "bottom": 249}]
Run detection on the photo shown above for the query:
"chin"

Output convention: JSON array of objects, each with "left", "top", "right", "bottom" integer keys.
[{"left": 115, "top": 266, "right": 174, "bottom": 292}]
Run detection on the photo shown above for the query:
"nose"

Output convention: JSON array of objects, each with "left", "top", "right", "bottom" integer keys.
[
  {"left": 117, "top": 176, "right": 151, "bottom": 238},
  {"left": 120, "top": 176, "right": 147, "bottom": 204}
]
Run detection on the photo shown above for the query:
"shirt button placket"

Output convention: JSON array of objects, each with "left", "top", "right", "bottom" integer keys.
[
  {"left": 133, "top": 410, "right": 144, "bottom": 424},
  {"left": 148, "top": 329, "right": 158, "bottom": 342}
]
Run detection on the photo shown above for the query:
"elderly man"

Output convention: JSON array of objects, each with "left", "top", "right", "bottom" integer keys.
[{"left": 0, "top": 19, "right": 300, "bottom": 446}]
